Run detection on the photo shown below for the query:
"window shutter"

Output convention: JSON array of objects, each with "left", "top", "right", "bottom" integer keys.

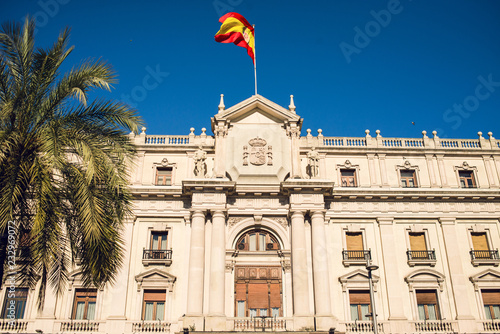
[
  {"left": 409, "top": 233, "right": 427, "bottom": 250},
  {"left": 482, "top": 290, "right": 500, "bottom": 304},
  {"left": 248, "top": 283, "right": 268, "bottom": 309},
  {"left": 143, "top": 290, "right": 166, "bottom": 302},
  {"left": 471, "top": 233, "right": 489, "bottom": 251},
  {"left": 349, "top": 290, "right": 370, "bottom": 304},
  {"left": 235, "top": 283, "right": 246, "bottom": 301},
  {"left": 346, "top": 232, "right": 363, "bottom": 250},
  {"left": 269, "top": 283, "right": 281, "bottom": 308},
  {"left": 416, "top": 290, "right": 438, "bottom": 304}
]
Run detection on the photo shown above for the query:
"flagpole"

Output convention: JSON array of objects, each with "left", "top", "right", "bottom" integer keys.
[{"left": 253, "top": 24, "right": 257, "bottom": 95}]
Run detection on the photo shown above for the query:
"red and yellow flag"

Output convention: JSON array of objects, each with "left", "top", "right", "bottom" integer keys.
[{"left": 215, "top": 12, "right": 255, "bottom": 64}]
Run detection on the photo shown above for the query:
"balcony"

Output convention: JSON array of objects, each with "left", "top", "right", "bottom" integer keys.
[
  {"left": 342, "top": 249, "right": 371, "bottom": 266},
  {"left": 59, "top": 320, "right": 102, "bottom": 332},
  {"left": 470, "top": 249, "right": 500, "bottom": 266},
  {"left": 142, "top": 249, "right": 172, "bottom": 266},
  {"left": 232, "top": 317, "right": 288, "bottom": 331},
  {"left": 406, "top": 250, "right": 437, "bottom": 267},
  {"left": 480, "top": 319, "right": 500, "bottom": 332},
  {"left": 343, "top": 321, "right": 386, "bottom": 333},
  {"left": 131, "top": 321, "right": 171, "bottom": 332},
  {"left": 411, "top": 320, "right": 457, "bottom": 333}
]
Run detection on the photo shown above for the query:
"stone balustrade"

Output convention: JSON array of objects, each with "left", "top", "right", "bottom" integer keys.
[
  {"left": 0, "top": 319, "right": 29, "bottom": 332},
  {"left": 59, "top": 320, "right": 102, "bottom": 332}
]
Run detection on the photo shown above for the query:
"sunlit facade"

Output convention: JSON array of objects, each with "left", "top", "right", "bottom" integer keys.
[{"left": 2, "top": 94, "right": 500, "bottom": 334}]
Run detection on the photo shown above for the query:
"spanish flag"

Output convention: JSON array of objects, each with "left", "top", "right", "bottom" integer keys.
[{"left": 215, "top": 12, "right": 255, "bottom": 64}]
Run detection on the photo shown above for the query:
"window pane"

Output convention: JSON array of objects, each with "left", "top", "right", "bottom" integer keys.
[
  {"left": 260, "top": 309, "right": 267, "bottom": 316},
  {"left": 259, "top": 234, "right": 266, "bottom": 251},
  {"left": 75, "top": 302, "right": 85, "bottom": 320},
  {"left": 360, "top": 304, "right": 369, "bottom": 321},
  {"left": 418, "top": 305, "right": 426, "bottom": 320},
  {"left": 161, "top": 236, "right": 167, "bottom": 250},
  {"left": 156, "top": 302, "right": 165, "bottom": 321},
  {"left": 152, "top": 234, "right": 159, "bottom": 250},
  {"left": 250, "top": 309, "right": 257, "bottom": 317},
  {"left": 485, "top": 306, "right": 493, "bottom": 319},
  {"left": 237, "top": 301, "right": 245, "bottom": 317},
  {"left": 87, "top": 302, "right": 96, "bottom": 320},
  {"left": 15, "top": 300, "right": 26, "bottom": 319},
  {"left": 350, "top": 305, "right": 359, "bottom": 321},
  {"left": 249, "top": 234, "right": 256, "bottom": 251},
  {"left": 144, "top": 302, "right": 154, "bottom": 320},
  {"left": 494, "top": 305, "right": 500, "bottom": 320},
  {"left": 271, "top": 308, "right": 279, "bottom": 317},
  {"left": 427, "top": 304, "right": 437, "bottom": 320}
]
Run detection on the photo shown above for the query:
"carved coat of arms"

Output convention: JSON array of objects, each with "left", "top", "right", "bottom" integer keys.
[{"left": 243, "top": 137, "right": 272, "bottom": 166}]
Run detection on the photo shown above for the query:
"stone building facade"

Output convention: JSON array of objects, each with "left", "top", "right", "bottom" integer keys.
[{"left": 2, "top": 94, "right": 500, "bottom": 334}]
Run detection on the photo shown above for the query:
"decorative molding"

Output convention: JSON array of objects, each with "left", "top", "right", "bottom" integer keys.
[
  {"left": 228, "top": 217, "right": 245, "bottom": 227},
  {"left": 404, "top": 269, "right": 445, "bottom": 292},
  {"left": 135, "top": 268, "right": 176, "bottom": 292},
  {"left": 246, "top": 137, "right": 272, "bottom": 166},
  {"left": 274, "top": 217, "right": 288, "bottom": 229}
]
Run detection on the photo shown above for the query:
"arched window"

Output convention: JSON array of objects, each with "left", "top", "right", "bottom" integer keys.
[{"left": 236, "top": 230, "right": 280, "bottom": 251}]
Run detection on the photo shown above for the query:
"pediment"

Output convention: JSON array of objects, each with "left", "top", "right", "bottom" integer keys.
[
  {"left": 470, "top": 269, "right": 500, "bottom": 283},
  {"left": 405, "top": 269, "right": 445, "bottom": 283},
  {"left": 135, "top": 268, "right": 176, "bottom": 283},
  {"left": 339, "top": 269, "right": 380, "bottom": 283},
  {"left": 213, "top": 95, "right": 301, "bottom": 125}
]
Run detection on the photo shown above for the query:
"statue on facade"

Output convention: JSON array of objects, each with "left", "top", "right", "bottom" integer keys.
[
  {"left": 307, "top": 147, "right": 319, "bottom": 178},
  {"left": 193, "top": 146, "right": 207, "bottom": 178}
]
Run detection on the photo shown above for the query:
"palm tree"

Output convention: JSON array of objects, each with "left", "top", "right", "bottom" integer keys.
[{"left": 0, "top": 17, "right": 142, "bottom": 307}]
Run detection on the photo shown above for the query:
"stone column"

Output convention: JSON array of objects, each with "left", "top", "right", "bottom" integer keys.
[
  {"left": 207, "top": 210, "right": 226, "bottom": 330},
  {"left": 377, "top": 218, "right": 407, "bottom": 321},
  {"left": 425, "top": 154, "right": 438, "bottom": 187},
  {"left": 291, "top": 211, "right": 313, "bottom": 328},
  {"left": 483, "top": 155, "right": 499, "bottom": 188},
  {"left": 288, "top": 125, "right": 302, "bottom": 179},
  {"left": 214, "top": 125, "right": 227, "bottom": 178},
  {"left": 436, "top": 155, "right": 449, "bottom": 187},
  {"left": 378, "top": 154, "right": 390, "bottom": 188},
  {"left": 310, "top": 211, "right": 334, "bottom": 329},
  {"left": 367, "top": 154, "right": 378, "bottom": 187},
  {"left": 134, "top": 151, "right": 145, "bottom": 184},
  {"left": 185, "top": 210, "right": 206, "bottom": 328},
  {"left": 439, "top": 218, "right": 475, "bottom": 331}
]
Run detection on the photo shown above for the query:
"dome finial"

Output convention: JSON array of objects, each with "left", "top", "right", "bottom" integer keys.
[
  {"left": 218, "top": 94, "right": 225, "bottom": 113},
  {"left": 289, "top": 95, "right": 296, "bottom": 113}
]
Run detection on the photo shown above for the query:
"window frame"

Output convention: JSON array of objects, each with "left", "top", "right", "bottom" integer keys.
[
  {"left": 336, "top": 160, "right": 360, "bottom": 188},
  {"left": 467, "top": 226, "right": 500, "bottom": 266},
  {"left": 348, "top": 290, "right": 371, "bottom": 321},
  {"left": 453, "top": 162, "right": 479, "bottom": 189},
  {"left": 152, "top": 158, "right": 177, "bottom": 186},
  {"left": 415, "top": 289, "right": 441, "bottom": 320},
  {"left": 405, "top": 269, "right": 445, "bottom": 321},
  {"left": 143, "top": 226, "right": 173, "bottom": 266},
  {"left": 236, "top": 230, "right": 280, "bottom": 252},
  {"left": 71, "top": 289, "right": 97, "bottom": 320},
  {"left": 342, "top": 227, "right": 370, "bottom": 266},
  {"left": 396, "top": 161, "right": 420, "bottom": 189},
  {"left": 1, "top": 288, "right": 29, "bottom": 320},
  {"left": 155, "top": 167, "right": 173, "bottom": 186},
  {"left": 340, "top": 169, "right": 358, "bottom": 187},
  {"left": 405, "top": 226, "right": 436, "bottom": 267},
  {"left": 142, "top": 289, "right": 166, "bottom": 321}
]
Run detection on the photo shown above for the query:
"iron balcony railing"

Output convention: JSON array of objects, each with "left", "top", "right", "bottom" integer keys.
[
  {"left": 143, "top": 249, "right": 173, "bottom": 260},
  {"left": 406, "top": 250, "right": 436, "bottom": 261},
  {"left": 342, "top": 250, "right": 371, "bottom": 261},
  {"left": 470, "top": 249, "right": 500, "bottom": 260}
]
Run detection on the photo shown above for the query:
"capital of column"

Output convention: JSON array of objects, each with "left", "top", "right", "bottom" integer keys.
[
  {"left": 310, "top": 210, "right": 326, "bottom": 220},
  {"left": 290, "top": 210, "right": 305, "bottom": 220},
  {"left": 190, "top": 209, "right": 206, "bottom": 219},
  {"left": 211, "top": 210, "right": 226, "bottom": 219}
]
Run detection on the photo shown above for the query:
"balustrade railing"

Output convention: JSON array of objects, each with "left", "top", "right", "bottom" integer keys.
[
  {"left": 481, "top": 319, "right": 500, "bottom": 332},
  {"left": 0, "top": 319, "right": 28, "bottom": 332},
  {"left": 145, "top": 135, "right": 190, "bottom": 145},
  {"left": 343, "top": 250, "right": 371, "bottom": 261},
  {"left": 143, "top": 249, "right": 173, "bottom": 260},
  {"left": 233, "top": 317, "right": 286, "bottom": 331},
  {"left": 412, "top": 320, "right": 456, "bottom": 332},
  {"left": 132, "top": 321, "right": 171, "bottom": 332},
  {"left": 60, "top": 320, "right": 101, "bottom": 332},
  {"left": 470, "top": 249, "right": 500, "bottom": 260},
  {"left": 343, "top": 321, "right": 385, "bottom": 333},
  {"left": 407, "top": 250, "right": 436, "bottom": 261}
]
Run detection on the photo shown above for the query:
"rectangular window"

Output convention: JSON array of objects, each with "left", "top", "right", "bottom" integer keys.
[
  {"left": 271, "top": 307, "right": 280, "bottom": 317},
  {"left": 349, "top": 291, "right": 371, "bottom": 321},
  {"left": 416, "top": 290, "right": 440, "bottom": 320},
  {"left": 260, "top": 308, "right": 268, "bottom": 316},
  {"left": 401, "top": 170, "right": 417, "bottom": 188},
  {"left": 409, "top": 233, "right": 427, "bottom": 251},
  {"left": 142, "top": 290, "right": 166, "bottom": 321},
  {"left": 471, "top": 232, "right": 492, "bottom": 259},
  {"left": 156, "top": 168, "right": 172, "bottom": 186},
  {"left": 483, "top": 290, "right": 500, "bottom": 320},
  {"left": 459, "top": 170, "right": 476, "bottom": 188},
  {"left": 341, "top": 169, "right": 357, "bottom": 187},
  {"left": 150, "top": 232, "right": 168, "bottom": 250},
  {"left": 237, "top": 301, "right": 246, "bottom": 317},
  {"left": 2, "top": 288, "right": 28, "bottom": 319},
  {"left": 346, "top": 232, "right": 363, "bottom": 251},
  {"left": 72, "top": 289, "right": 97, "bottom": 320},
  {"left": 250, "top": 309, "right": 257, "bottom": 317}
]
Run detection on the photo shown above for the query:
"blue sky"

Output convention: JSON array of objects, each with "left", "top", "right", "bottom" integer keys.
[{"left": 2, "top": 0, "right": 500, "bottom": 139}]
